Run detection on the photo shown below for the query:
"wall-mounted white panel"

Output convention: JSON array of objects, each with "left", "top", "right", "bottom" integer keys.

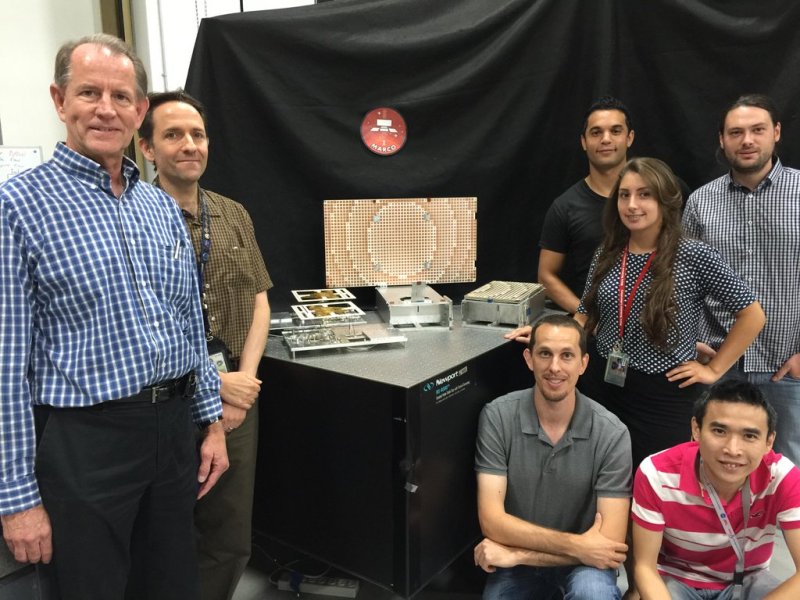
[{"left": 0, "top": 0, "right": 100, "bottom": 159}]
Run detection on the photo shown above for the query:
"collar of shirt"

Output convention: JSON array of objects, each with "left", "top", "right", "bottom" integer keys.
[
  {"left": 725, "top": 156, "right": 783, "bottom": 193},
  {"left": 521, "top": 388, "right": 592, "bottom": 441},
  {"left": 53, "top": 141, "right": 140, "bottom": 198},
  {"left": 194, "top": 188, "right": 223, "bottom": 219},
  {"left": 151, "top": 180, "right": 224, "bottom": 221}
]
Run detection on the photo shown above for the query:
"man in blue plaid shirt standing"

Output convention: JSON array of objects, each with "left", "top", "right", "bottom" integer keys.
[
  {"left": 0, "top": 34, "right": 228, "bottom": 599},
  {"left": 684, "top": 93, "right": 800, "bottom": 467}
]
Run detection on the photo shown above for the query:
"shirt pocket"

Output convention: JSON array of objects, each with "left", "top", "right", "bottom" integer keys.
[
  {"left": 153, "top": 238, "right": 196, "bottom": 309},
  {"left": 221, "top": 244, "right": 255, "bottom": 290}
]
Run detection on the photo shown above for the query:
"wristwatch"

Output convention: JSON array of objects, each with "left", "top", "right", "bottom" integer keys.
[{"left": 197, "top": 416, "right": 221, "bottom": 431}]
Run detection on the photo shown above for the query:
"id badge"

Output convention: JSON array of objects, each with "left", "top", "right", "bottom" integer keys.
[
  {"left": 604, "top": 349, "right": 629, "bottom": 387},
  {"left": 207, "top": 336, "right": 233, "bottom": 373},
  {"left": 209, "top": 351, "right": 230, "bottom": 373}
]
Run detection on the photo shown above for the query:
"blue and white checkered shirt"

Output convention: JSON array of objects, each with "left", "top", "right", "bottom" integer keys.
[
  {"left": 0, "top": 143, "right": 222, "bottom": 515},
  {"left": 683, "top": 158, "right": 800, "bottom": 373}
]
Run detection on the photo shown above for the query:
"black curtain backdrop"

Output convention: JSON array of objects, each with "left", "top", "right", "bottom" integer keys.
[{"left": 185, "top": 0, "right": 800, "bottom": 311}]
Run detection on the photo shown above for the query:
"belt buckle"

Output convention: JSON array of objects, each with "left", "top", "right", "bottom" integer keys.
[{"left": 150, "top": 387, "right": 159, "bottom": 404}]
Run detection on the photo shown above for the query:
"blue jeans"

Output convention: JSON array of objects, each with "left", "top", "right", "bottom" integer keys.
[
  {"left": 724, "top": 369, "right": 800, "bottom": 466},
  {"left": 483, "top": 564, "right": 620, "bottom": 600},
  {"left": 664, "top": 570, "right": 780, "bottom": 600}
]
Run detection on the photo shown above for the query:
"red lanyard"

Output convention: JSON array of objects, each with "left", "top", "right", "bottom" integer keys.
[{"left": 617, "top": 246, "right": 656, "bottom": 340}]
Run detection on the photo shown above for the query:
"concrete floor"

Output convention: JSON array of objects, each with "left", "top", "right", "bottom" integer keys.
[
  {"left": 232, "top": 531, "right": 485, "bottom": 600},
  {"left": 232, "top": 532, "right": 795, "bottom": 600}
]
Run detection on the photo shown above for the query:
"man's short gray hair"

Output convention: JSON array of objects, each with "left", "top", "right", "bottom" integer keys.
[{"left": 54, "top": 33, "right": 148, "bottom": 99}]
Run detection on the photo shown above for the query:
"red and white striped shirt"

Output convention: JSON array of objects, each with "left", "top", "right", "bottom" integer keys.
[{"left": 632, "top": 442, "right": 800, "bottom": 590}]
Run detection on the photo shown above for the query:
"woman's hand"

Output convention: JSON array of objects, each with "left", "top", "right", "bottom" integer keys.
[{"left": 666, "top": 360, "right": 722, "bottom": 388}]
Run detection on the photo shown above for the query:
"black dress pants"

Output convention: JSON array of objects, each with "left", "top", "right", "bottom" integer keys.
[
  {"left": 35, "top": 396, "right": 200, "bottom": 600},
  {"left": 578, "top": 337, "right": 704, "bottom": 467}
]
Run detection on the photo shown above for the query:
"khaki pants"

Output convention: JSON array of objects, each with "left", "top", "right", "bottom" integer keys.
[{"left": 195, "top": 400, "right": 259, "bottom": 600}]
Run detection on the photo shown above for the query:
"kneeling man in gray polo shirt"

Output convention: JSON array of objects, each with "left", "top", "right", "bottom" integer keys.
[{"left": 474, "top": 314, "right": 632, "bottom": 599}]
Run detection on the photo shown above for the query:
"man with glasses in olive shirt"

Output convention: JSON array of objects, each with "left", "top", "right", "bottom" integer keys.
[{"left": 140, "top": 89, "right": 272, "bottom": 600}]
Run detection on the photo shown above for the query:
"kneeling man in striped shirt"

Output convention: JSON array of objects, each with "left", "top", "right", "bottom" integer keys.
[{"left": 632, "top": 380, "right": 800, "bottom": 600}]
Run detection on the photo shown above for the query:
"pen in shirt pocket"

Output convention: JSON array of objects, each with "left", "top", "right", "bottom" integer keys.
[{"left": 173, "top": 239, "right": 181, "bottom": 260}]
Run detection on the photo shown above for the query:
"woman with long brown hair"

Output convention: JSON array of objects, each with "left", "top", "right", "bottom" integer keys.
[{"left": 573, "top": 157, "right": 764, "bottom": 466}]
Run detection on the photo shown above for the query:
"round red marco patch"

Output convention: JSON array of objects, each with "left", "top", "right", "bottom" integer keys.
[{"left": 360, "top": 107, "right": 407, "bottom": 156}]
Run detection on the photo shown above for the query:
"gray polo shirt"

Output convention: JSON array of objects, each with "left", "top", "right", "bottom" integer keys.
[{"left": 475, "top": 387, "right": 632, "bottom": 535}]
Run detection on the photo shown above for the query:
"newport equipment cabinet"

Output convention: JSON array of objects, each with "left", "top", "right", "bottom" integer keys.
[{"left": 254, "top": 313, "right": 530, "bottom": 597}]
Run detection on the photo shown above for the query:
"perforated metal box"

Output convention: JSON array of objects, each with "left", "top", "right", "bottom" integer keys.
[{"left": 461, "top": 281, "right": 545, "bottom": 327}]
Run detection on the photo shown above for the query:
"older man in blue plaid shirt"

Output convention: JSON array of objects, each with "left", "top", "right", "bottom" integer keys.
[
  {"left": 0, "top": 34, "right": 227, "bottom": 599},
  {"left": 684, "top": 93, "right": 800, "bottom": 468}
]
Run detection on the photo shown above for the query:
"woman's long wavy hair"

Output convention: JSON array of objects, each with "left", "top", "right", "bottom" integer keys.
[{"left": 582, "top": 157, "right": 684, "bottom": 350}]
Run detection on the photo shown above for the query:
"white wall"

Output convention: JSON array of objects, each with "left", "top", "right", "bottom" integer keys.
[
  {"left": 130, "top": 0, "right": 313, "bottom": 181},
  {"left": 0, "top": 0, "right": 312, "bottom": 162},
  {"left": 0, "top": 0, "right": 101, "bottom": 159},
  {"left": 132, "top": 0, "right": 314, "bottom": 93}
]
